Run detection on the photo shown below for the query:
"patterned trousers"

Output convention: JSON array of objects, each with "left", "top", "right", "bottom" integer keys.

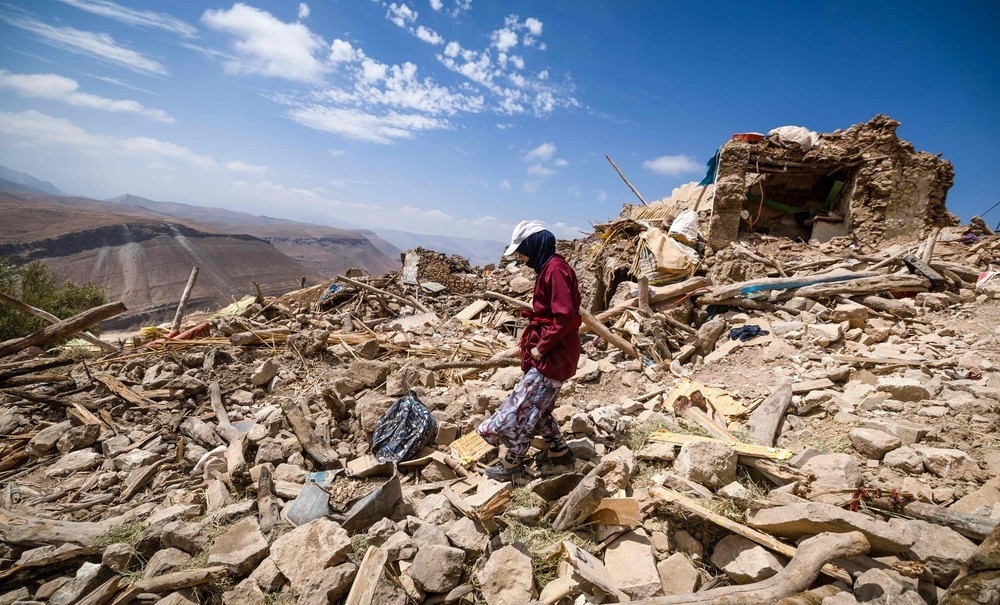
[{"left": 476, "top": 368, "right": 563, "bottom": 458}]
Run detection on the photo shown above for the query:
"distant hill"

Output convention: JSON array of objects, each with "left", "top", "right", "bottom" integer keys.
[
  {"left": 105, "top": 194, "right": 398, "bottom": 277},
  {"left": 0, "top": 190, "right": 317, "bottom": 328},
  {"left": 0, "top": 165, "right": 63, "bottom": 195},
  {"left": 374, "top": 229, "right": 506, "bottom": 267}
]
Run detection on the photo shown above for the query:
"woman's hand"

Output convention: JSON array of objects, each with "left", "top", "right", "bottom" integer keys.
[{"left": 530, "top": 347, "right": 543, "bottom": 361}]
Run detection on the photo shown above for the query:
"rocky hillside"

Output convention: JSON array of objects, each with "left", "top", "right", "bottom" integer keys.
[
  {"left": 0, "top": 190, "right": 399, "bottom": 328},
  {"left": 107, "top": 194, "right": 399, "bottom": 277}
]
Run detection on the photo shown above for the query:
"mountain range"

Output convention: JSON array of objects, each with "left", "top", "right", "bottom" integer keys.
[{"left": 0, "top": 165, "right": 504, "bottom": 328}]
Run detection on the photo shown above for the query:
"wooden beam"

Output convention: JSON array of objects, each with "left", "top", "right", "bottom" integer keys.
[
  {"left": 579, "top": 308, "right": 640, "bottom": 359},
  {"left": 0, "top": 292, "right": 115, "bottom": 352},
  {"left": 169, "top": 266, "right": 200, "bottom": 337},
  {"left": 337, "top": 274, "right": 432, "bottom": 314},
  {"left": 606, "top": 154, "right": 648, "bottom": 206},
  {"left": 0, "top": 301, "right": 127, "bottom": 359}
]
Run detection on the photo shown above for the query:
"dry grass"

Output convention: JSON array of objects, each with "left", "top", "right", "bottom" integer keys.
[
  {"left": 502, "top": 518, "right": 598, "bottom": 589},
  {"left": 622, "top": 417, "right": 674, "bottom": 451},
  {"left": 97, "top": 520, "right": 146, "bottom": 549}
]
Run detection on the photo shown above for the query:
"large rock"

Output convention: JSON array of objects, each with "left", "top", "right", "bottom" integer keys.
[
  {"left": 888, "top": 518, "right": 978, "bottom": 585},
  {"left": 674, "top": 441, "right": 737, "bottom": 490},
  {"left": 799, "top": 454, "right": 861, "bottom": 504},
  {"left": 854, "top": 568, "right": 926, "bottom": 605},
  {"left": 745, "top": 503, "right": 914, "bottom": 555},
  {"left": 883, "top": 446, "right": 924, "bottom": 474},
  {"left": 860, "top": 418, "right": 928, "bottom": 445},
  {"left": 294, "top": 562, "right": 357, "bottom": 605},
  {"left": 876, "top": 377, "right": 931, "bottom": 402},
  {"left": 849, "top": 428, "right": 902, "bottom": 460},
  {"left": 604, "top": 529, "right": 662, "bottom": 598},
  {"left": 49, "top": 562, "right": 107, "bottom": 605},
  {"left": 350, "top": 359, "right": 392, "bottom": 388},
  {"left": 44, "top": 450, "right": 101, "bottom": 477},
  {"left": 657, "top": 552, "right": 701, "bottom": 595},
  {"left": 911, "top": 446, "right": 980, "bottom": 478},
  {"left": 410, "top": 545, "right": 465, "bottom": 593},
  {"left": 446, "top": 517, "right": 487, "bottom": 557},
  {"left": 143, "top": 548, "right": 191, "bottom": 578},
  {"left": 56, "top": 424, "right": 100, "bottom": 454},
  {"left": 26, "top": 420, "right": 72, "bottom": 457},
  {"left": 207, "top": 517, "right": 269, "bottom": 576},
  {"left": 355, "top": 391, "right": 396, "bottom": 434},
  {"left": 552, "top": 446, "right": 635, "bottom": 531},
  {"left": 710, "top": 535, "right": 784, "bottom": 584},
  {"left": 415, "top": 493, "right": 457, "bottom": 525},
  {"left": 269, "top": 519, "right": 351, "bottom": 592},
  {"left": 477, "top": 545, "right": 535, "bottom": 605}
]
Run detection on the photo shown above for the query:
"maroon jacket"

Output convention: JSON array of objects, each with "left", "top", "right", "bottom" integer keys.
[{"left": 519, "top": 255, "right": 582, "bottom": 381}]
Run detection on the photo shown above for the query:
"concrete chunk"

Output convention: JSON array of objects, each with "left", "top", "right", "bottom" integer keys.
[{"left": 269, "top": 518, "right": 351, "bottom": 592}]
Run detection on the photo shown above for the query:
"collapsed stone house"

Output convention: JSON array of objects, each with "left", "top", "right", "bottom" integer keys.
[
  {"left": 577, "top": 115, "right": 960, "bottom": 313},
  {"left": 705, "top": 114, "right": 957, "bottom": 249}
]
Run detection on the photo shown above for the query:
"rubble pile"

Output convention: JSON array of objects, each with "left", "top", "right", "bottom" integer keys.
[{"left": 1, "top": 123, "right": 1000, "bottom": 605}]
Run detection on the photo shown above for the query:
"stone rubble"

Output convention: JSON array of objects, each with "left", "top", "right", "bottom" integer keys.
[{"left": 0, "top": 167, "right": 999, "bottom": 604}]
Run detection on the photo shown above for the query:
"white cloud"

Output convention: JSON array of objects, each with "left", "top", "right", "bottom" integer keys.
[
  {"left": 642, "top": 154, "right": 702, "bottom": 175},
  {"left": 552, "top": 158, "right": 569, "bottom": 168},
  {"left": 56, "top": 0, "right": 198, "bottom": 39},
  {"left": 288, "top": 105, "right": 450, "bottom": 144},
  {"left": 0, "top": 70, "right": 173, "bottom": 122},
  {"left": 120, "top": 137, "right": 215, "bottom": 169},
  {"left": 415, "top": 25, "right": 443, "bottom": 45},
  {"left": 524, "top": 142, "right": 556, "bottom": 162},
  {"left": 499, "top": 179, "right": 511, "bottom": 191},
  {"left": 0, "top": 109, "right": 219, "bottom": 170},
  {"left": 328, "top": 149, "right": 346, "bottom": 157},
  {"left": 527, "top": 163, "right": 553, "bottom": 176},
  {"left": 597, "top": 189, "right": 607, "bottom": 202},
  {"left": 387, "top": 3, "right": 417, "bottom": 28},
  {"left": 524, "top": 17, "right": 542, "bottom": 36},
  {"left": 201, "top": 3, "right": 329, "bottom": 83},
  {"left": 297, "top": 3, "right": 310, "bottom": 20},
  {"left": 0, "top": 14, "right": 168, "bottom": 75},
  {"left": 566, "top": 185, "right": 581, "bottom": 199},
  {"left": 522, "top": 180, "right": 539, "bottom": 194},
  {"left": 329, "top": 39, "right": 360, "bottom": 63},
  {"left": 429, "top": 0, "right": 443, "bottom": 10},
  {"left": 491, "top": 28, "right": 518, "bottom": 52},
  {"left": 224, "top": 160, "right": 267, "bottom": 174},
  {"left": 443, "top": 41, "right": 461, "bottom": 58}
]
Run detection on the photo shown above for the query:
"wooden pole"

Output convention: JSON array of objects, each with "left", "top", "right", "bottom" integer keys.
[
  {"left": 169, "top": 267, "right": 200, "bottom": 336},
  {"left": 920, "top": 227, "right": 941, "bottom": 265},
  {"left": 0, "top": 301, "right": 127, "bottom": 359},
  {"left": 483, "top": 290, "right": 532, "bottom": 310},
  {"left": 0, "top": 292, "right": 115, "bottom": 352},
  {"left": 606, "top": 154, "right": 648, "bottom": 206},
  {"left": 579, "top": 308, "right": 640, "bottom": 359},
  {"left": 336, "top": 274, "right": 433, "bottom": 315},
  {"left": 638, "top": 276, "right": 651, "bottom": 312}
]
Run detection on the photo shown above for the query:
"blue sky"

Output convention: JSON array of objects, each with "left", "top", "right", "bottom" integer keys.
[{"left": 1, "top": 1, "right": 997, "bottom": 241}]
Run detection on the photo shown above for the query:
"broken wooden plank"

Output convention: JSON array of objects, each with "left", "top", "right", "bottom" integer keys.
[
  {"left": 282, "top": 397, "right": 339, "bottom": 469},
  {"left": 337, "top": 273, "right": 432, "bottom": 314},
  {"left": 0, "top": 301, "right": 127, "bottom": 359},
  {"left": 747, "top": 384, "right": 793, "bottom": 448},
  {"left": 0, "top": 291, "right": 116, "bottom": 353},
  {"left": 94, "top": 374, "right": 156, "bottom": 408},
  {"left": 647, "top": 431, "right": 793, "bottom": 461},
  {"left": 344, "top": 546, "right": 388, "bottom": 605},
  {"left": 648, "top": 487, "right": 854, "bottom": 584},
  {"left": 699, "top": 270, "right": 877, "bottom": 304},
  {"left": 168, "top": 266, "right": 200, "bottom": 337},
  {"left": 450, "top": 430, "right": 494, "bottom": 467},
  {"left": 793, "top": 274, "right": 930, "bottom": 299},
  {"left": 580, "top": 307, "right": 640, "bottom": 359}
]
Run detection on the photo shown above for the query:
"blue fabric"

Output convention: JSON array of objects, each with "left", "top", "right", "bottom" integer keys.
[
  {"left": 699, "top": 148, "right": 721, "bottom": 186},
  {"left": 516, "top": 229, "right": 557, "bottom": 273}
]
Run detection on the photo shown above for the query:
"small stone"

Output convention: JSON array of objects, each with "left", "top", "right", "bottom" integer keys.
[
  {"left": 911, "top": 446, "right": 980, "bottom": 478},
  {"left": 876, "top": 377, "right": 931, "bottom": 402},
  {"left": 410, "top": 545, "right": 465, "bottom": 593},
  {"left": 143, "top": 548, "right": 191, "bottom": 578},
  {"left": 269, "top": 519, "right": 351, "bottom": 592},
  {"left": 208, "top": 517, "right": 269, "bottom": 576},
  {"left": 883, "top": 446, "right": 924, "bottom": 474},
  {"left": 415, "top": 493, "right": 457, "bottom": 525},
  {"left": 657, "top": 552, "right": 701, "bottom": 595},
  {"left": 251, "top": 359, "right": 279, "bottom": 386},
  {"left": 800, "top": 454, "right": 861, "bottom": 504},
  {"left": 349, "top": 359, "right": 392, "bottom": 388},
  {"left": 604, "top": 529, "right": 662, "bottom": 598},
  {"left": 45, "top": 450, "right": 102, "bottom": 477},
  {"left": 477, "top": 544, "right": 535, "bottom": 605},
  {"left": 446, "top": 517, "right": 487, "bottom": 558},
  {"left": 849, "top": 428, "right": 902, "bottom": 460},
  {"left": 887, "top": 518, "right": 977, "bottom": 585},
  {"left": 101, "top": 543, "right": 135, "bottom": 573},
  {"left": 49, "top": 562, "right": 106, "bottom": 605},
  {"left": 710, "top": 535, "right": 784, "bottom": 584},
  {"left": 26, "top": 420, "right": 72, "bottom": 457},
  {"left": 56, "top": 423, "right": 100, "bottom": 454},
  {"left": 674, "top": 441, "right": 737, "bottom": 490}
]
